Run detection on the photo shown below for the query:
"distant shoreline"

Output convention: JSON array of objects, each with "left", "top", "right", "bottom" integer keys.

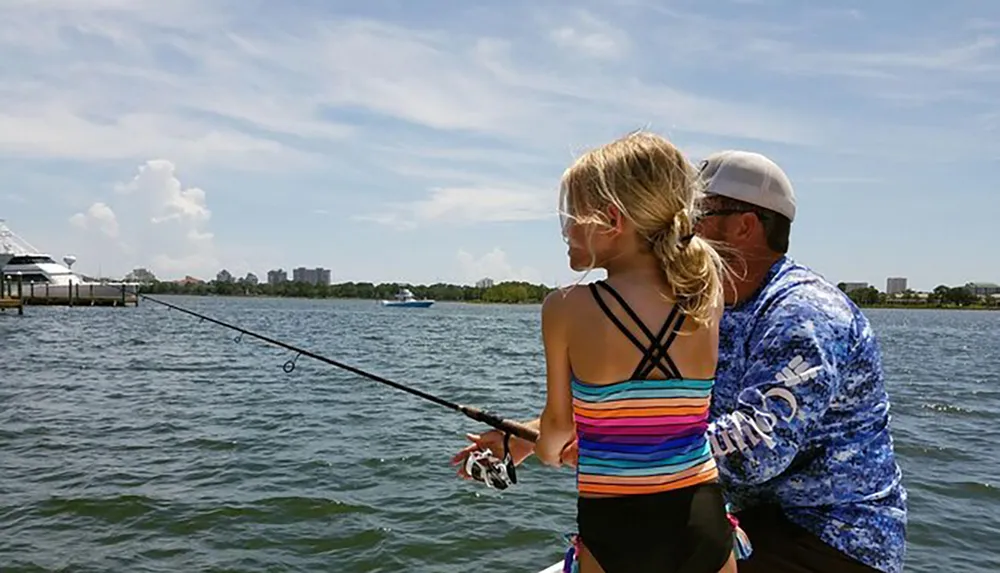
[
  {"left": 135, "top": 280, "right": 553, "bottom": 305},
  {"left": 855, "top": 303, "right": 999, "bottom": 311},
  {"left": 137, "top": 290, "right": 998, "bottom": 311},
  {"left": 155, "top": 292, "right": 545, "bottom": 306},
  {"left": 125, "top": 277, "right": 999, "bottom": 311}
]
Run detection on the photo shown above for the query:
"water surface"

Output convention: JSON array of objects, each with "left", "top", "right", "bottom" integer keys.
[{"left": 1, "top": 298, "right": 997, "bottom": 572}]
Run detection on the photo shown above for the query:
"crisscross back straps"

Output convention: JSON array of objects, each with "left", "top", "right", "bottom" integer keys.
[{"left": 587, "top": 280, "right": 686, "bottom": 380}]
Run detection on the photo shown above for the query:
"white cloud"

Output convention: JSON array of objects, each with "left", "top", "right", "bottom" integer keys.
[
  {"left": 352, "top": 211, "right": 416, "bottom": 231},
  {"left": 360, "top": 185, "right": 555, "bottom": 229},
  {"left": 457, "top": 247, "right": 542, "bottom": 284},
  {"left": 1, "top": 2, "right": 993, "bottom": 168},
  {"left": 411, "top": 187, "right": 552, "bottom": 223},
  {"left": 69, "top": 159, "right": 219, "bottom": 278},
  {"left": 3, "top": 0, "right": 185, "bottom": 11},
  {"left": 2, "top": 0, "right": 998, "bottom": 260},
  {"left": 114, "top": 159, "right": 210, "bottom": 224},
  {"left": 967, "top": 18, "right": 1000, "bottom": 31},
  {"left": 0, "top": 105, "right": 317, "bottom": 170},
  {"left": 613, "top": 3, "right": 1000, "bottom": 85},
  {"left": 0, "top": 4, "right": 337, "bottom": 169},
  {"left": 801, "top": 176, "right": 883, "bottom": 185},
  {"left": 0, "top": 2, "right": 827, "bottom": 176},
  {"left": 549, "top": 10, "right": 630, "bottom": 61},
  {"left": 69, "top": 202, "right": 119, "bottom": 238},
  {"left": 796, "top": 36, "right": 1000, "bottom": 76}
]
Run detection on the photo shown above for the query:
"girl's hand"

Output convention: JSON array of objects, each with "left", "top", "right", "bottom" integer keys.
[
  {"left": 536, "top": 435, "right": 563, "bottom": 468},
  {"left": 536, "top": 414, "right": 575, "bottom": 468},
  {"left": 560, "top": 438, "right": 578, "bottom": 468},
  {"left": 451, "top": 428, "right": 536, "bottom": 479}
]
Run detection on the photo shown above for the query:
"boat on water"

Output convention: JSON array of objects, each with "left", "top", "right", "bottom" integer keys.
[
  {"left": 380, "top": 288, "right": 434, "bottom": 308},
  {"left": 0, "top": 219, "right": 132, "bottom": 299}
]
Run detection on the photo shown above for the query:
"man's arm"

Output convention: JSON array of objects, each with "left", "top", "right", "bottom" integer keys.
[{"left": 708, "top": 293, "right": 851, "bottom": 486}]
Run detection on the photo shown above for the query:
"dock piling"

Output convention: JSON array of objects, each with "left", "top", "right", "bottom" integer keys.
[{"left": 0, "top": 273, "right": 24, "bottom": 315}]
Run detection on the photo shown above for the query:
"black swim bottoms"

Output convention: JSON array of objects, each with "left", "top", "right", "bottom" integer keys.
[
  {"left": 732, "top": 505, "right": 880, "bottom": 573},
  {"left": 577, "top": 481, "right": 735, "bottom": 573}
]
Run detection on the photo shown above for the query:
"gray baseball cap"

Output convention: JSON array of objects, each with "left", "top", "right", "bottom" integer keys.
[{"left": 697, "top": 150, "right": 796, "bottom": 222}]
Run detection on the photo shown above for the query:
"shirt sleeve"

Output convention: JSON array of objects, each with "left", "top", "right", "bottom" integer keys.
[{"left": 708, "top": 290, "right": 854, "bottom": 487}]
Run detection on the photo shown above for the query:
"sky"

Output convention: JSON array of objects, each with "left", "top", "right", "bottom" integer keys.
[{"left": 0, "top": 0, "right": 997, "bottom": 291}]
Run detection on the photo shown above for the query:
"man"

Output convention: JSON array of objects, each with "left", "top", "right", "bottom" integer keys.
[{"left": 452, "top": 150, "right": 907, "bottom": 573}]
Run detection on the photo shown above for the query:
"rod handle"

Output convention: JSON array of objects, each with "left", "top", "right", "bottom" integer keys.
[{"left": 460, "top": 406, "right": 539, "bottom": 443}]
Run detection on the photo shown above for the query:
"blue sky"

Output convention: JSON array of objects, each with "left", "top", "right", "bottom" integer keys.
[{"left": 0, "top": 0, "right": 997, "bottom": 291}]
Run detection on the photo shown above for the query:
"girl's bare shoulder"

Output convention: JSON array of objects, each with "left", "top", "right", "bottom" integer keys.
[
  {"left": 544, "top": 283, "right": 593, "bottom": 308},
  {"left": 542, "top": 284, "right": 596, "bottom": 326}
]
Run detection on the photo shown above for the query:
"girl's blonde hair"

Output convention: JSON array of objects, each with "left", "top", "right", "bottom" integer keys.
[{"left": 559, "top": 130, "right": 728, "bottom": 328}]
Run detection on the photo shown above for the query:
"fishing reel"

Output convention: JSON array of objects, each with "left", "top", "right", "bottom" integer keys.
[{"left": 464, "top": 432, "right": 518, "bottom": 490}]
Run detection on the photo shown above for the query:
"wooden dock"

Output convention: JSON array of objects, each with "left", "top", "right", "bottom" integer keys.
[
  {"left": 0, "top": 274, "right": 139, "bottom": 312},
  {"left": 19, "top": 294, "right": 137, "bottom": 307},
  {"left": 0, "top": 296, "right": 24, "bottom": 315}
]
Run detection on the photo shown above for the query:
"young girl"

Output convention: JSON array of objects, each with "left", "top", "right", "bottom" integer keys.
[{"left": 535, "top": 130, "right": 738, "bottom": 573}]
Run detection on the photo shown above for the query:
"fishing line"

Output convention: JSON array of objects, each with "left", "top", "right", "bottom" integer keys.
[{"left": 135, "top": 292, "right": 540, "bottom": 445}]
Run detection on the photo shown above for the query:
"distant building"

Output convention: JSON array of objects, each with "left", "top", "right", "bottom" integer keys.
[
  {"left": 292, "top": 267, "right": 331, "bottom": 286},
  {"left": 476, "top": 277, "right": 495, "bottom": 289},
  {"left": 216, "top": 269, "right": 234, "bottom": 283},
  {"left": 267, "top": 269, "right": 288, "bottom": 285},
  {"left": 174, "top": 276, "right": 205, "bottom": 286},
  {"left": 965, "top": 282, "right": 1000, "bottom": 297},
  {"left": 886, "top": 277, "right": 907, "bottom": 295},
  {"left": 840, "top": 282, "right": 869, "bottom": 293}
]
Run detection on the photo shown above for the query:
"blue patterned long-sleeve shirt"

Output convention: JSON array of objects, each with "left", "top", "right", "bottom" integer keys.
[{"left": 708, "top": 256, "right": 907, "bottom": 573}]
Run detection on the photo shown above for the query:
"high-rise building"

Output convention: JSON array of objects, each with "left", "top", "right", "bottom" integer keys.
[
  {"left": 886, "top": 277, "right": 907, "bottom": 295},
  {"left": 476, "top": 277, "right": 495, "bottom": 289},
  {"left": 267, "top": 268, "right": 288, "bottom": 285},
  {"left": 292, "top": 267, "right": 332, "bottom": 285}
]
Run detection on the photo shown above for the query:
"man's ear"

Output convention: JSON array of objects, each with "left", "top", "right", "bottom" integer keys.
[
  {"left": 732, "top": 212, "right": 758, "bottom": 242},
  {"left": 606, "top": 204, "right": 624, "bottom": 234}
]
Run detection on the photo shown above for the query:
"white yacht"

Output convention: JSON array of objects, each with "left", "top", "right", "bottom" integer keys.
[
  {"left": 0, "top": 222, "right": 13, "bottom": 271},
  {"left": 0, "top": 219, "right": 129, "bottom": 299},
  {"left": 379, "top": 288, "right": 435, "bottom": 308}
]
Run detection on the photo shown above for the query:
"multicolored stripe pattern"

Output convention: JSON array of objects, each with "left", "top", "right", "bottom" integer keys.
[{"left": 572, "top": 376, "right": 719, "bottom": 496}]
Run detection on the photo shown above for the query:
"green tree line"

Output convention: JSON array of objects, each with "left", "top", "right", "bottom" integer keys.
[
  {"left": 836, "top": 282, "right": 995, "bottom": 308},
  {"left": 128, "top": 268, "right": 554, "bottom": 304}
]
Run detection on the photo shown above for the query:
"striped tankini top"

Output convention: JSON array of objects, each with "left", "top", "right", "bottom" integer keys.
[{"left": 573, "top": 281, "right": 719, "bottom": 497}]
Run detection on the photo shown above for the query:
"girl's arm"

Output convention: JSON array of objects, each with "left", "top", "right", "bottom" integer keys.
[{"left": 536, "top": 291, "right": 575, "bottom": 467}]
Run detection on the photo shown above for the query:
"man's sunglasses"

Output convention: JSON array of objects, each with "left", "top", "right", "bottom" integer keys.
[
  {"left": 698, "top": 208, "right": 772, "bottom": 223},
  {"left": 700, "top": 208, "right": 751, "bottom": 218}
]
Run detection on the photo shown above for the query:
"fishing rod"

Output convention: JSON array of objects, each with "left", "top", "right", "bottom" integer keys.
[
  {"left": 134, "top": 290, "right": 539, "bottom": 488},
  {"left": 136, "top": 292, "right": 538, "bottom": 441}
]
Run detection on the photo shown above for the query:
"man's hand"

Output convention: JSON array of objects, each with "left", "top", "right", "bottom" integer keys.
[{"left": 450, "top": 429, "right": 578, "bottom": 479}]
